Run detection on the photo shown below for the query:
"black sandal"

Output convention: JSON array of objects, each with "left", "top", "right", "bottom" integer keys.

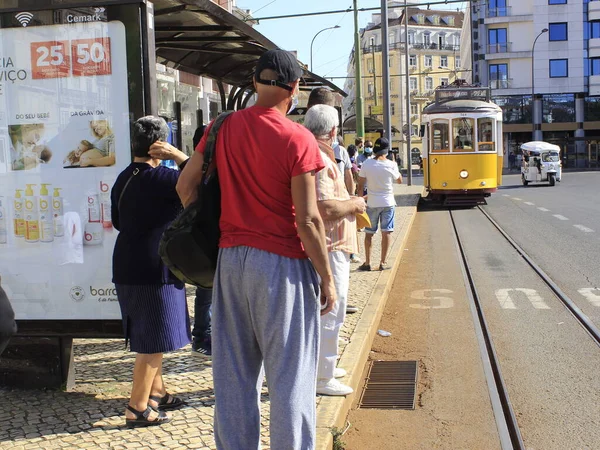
[
  {"left": 149, "top": 393, "right": 185, "bottom": 411},
  {"left": 125, "top": 405, "right": 170, "bottom": 428}
]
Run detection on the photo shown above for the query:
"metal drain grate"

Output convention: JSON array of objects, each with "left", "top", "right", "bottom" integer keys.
[{"left": 358, "top": 360, "right": 418, "bottom": 410}]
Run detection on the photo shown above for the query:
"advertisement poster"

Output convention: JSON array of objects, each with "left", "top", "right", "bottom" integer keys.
[{"left": 0, "top": 20, "right": 131, "bottom": 320}]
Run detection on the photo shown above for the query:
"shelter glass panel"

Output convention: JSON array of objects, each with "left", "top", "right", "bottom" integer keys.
[
  {"left": 431, "top": 120, "right": 450, "bottom": 152},
  {"left": 477, "top": 118, "right": 496, "bottom": 152},
  {"left": 452, "top": 118, "right": 475, "bottom": 152}
]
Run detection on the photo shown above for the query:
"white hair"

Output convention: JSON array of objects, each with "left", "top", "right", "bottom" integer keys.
[{"left": 304, "top": 104, "right": 339, "bottom": 139}]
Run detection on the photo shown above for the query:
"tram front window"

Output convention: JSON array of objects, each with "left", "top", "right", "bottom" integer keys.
[
  {"left": 432, "top": 120, "right": 450, "bottom": 152},
  {"left": 452, "top": 118, "right": 474, "bottom": 152},
  {"left": 477, "top": 117, "right": 495, "bottom": 152}
]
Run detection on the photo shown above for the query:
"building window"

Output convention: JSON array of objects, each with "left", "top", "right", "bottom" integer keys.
[
  {"left": 408, "top": 32, "right": 415, "bottom": 44},
  {"left": 455, "top": 56, "right": 461, "bottom": 69},
  {"left": 367, "top": 59, "right": 374, "bottom": 73},
  {"left": 409, "top": 55, "right": 417, "bottom": 66},
  {"left": 425, "top": 55, "right": 433, "bottom": 67},
  {"left": 368, "top": 81, "right": 374, "bottom": 94},
  {"left": 411, "top": 104, "right": 419, "bottom": 115},
  {"left": 446, "top": 16, "right": 455, "bottom": 26},
  {"left": 489, "top": 63, "right": 509, "bottom": 88},
  {"left": 438, "top": 34, "right": 446, "bottom": 49},
  {"left": 591, "top": 21, "right": 600, "bottom": 39},
  {"left": 592, "top": 58, "right": 600, "bottom": 75},
  {"left": 542, "top": 94, "right": 575, "bottom": 122},
  {"left": 424, "top": 33, "right": 431, "bottom": 46},
  {"left": 410, "top": 77, "right": 418, "bottom": 90},
  {"left": 440, "top": 56, "right": 448, "bottom": 67},
  {"left": 549, "top": 59, "right": 568, "bottom": 77},
  {"left": 441, "top": 77, "right": 449, "bottom": 86},
  {"left": 488, "top": 28, "right": 508, "bottom": 53},
  {"left": 390, "top": 78, "right": 394, "bottom": 90},
  {"left": 549, "top": 0, "right": 566, "bottom": 4},
  {"left": 488, "top": 0, "right": 508, "bottom": 17},
  {"left": 389, "top": 32, "right": 396, "bottom": 45},
  {"left": 549, "top": 23, "right": 568, "bottom": 41},
  {"left": 432, "top": 15, "right": 440, "bottom": 25},
  {"left": 417, "top": 14, "right": 425, "bottom": 24},
  {"left": 425, "top": 77, "right": 433, "bottom": 90},
  {"left": 391, "top": 103, "right": 396, "bottom": 115}
]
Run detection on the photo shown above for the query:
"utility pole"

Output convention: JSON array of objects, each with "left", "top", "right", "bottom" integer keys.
[
  {"left": 403, "top": 0, "right": 413, "bottom": 186},
  {"left": 354, "top": 0, "right": 365, "bottom": 138},
  {"left": 371, "top": 37, "right": 377, "bottom": 107},
  {"left": 381, "top": 0, "right": 391, "bottom": 142}
]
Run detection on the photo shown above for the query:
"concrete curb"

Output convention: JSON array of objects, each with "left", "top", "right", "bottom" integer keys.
[{"left": 315, "top": 190, "right": 423, "bottom": 450}]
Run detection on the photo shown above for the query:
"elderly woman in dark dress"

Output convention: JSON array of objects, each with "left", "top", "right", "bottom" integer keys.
[{"left": 111, "top": 116, "right": 190, "bottom": 428}]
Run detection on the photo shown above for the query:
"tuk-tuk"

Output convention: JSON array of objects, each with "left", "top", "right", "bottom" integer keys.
[{"left": 520, "top": 141, "right": 562, "bottom": 186}]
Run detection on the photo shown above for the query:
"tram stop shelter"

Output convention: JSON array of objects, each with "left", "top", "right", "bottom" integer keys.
[{"left": 0, "top": 0, "right": 344, "bottom": 389}]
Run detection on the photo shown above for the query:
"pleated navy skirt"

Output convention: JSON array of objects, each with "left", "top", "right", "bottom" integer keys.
[{"left": 115, "top": 284, "right": 191, "bottom": 354}]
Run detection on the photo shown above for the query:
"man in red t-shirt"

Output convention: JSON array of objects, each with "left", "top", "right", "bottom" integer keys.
[{"left": 177, "top": 49, "right": 336, "bottom": 449}]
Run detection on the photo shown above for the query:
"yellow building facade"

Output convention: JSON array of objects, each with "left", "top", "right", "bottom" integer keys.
[{"left": 358, "top": 8, "right": 464, "bottom": 160}]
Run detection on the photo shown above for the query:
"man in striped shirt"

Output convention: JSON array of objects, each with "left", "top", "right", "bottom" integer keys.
[{"left": 305, "top": 104, "right": 366, "bottom": 396}]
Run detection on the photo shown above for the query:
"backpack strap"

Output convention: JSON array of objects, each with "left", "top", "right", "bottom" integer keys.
[
  {"left": 118, "top": 167, "right": 139, "bottom": 213},
  {"left": 202, "top": 111, "right": 234, "bottom": 173}
]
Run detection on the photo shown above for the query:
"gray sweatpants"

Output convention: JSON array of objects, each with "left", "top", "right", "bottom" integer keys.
[{"left": 212, "top": 246, "right": 321, "bottom": 450}]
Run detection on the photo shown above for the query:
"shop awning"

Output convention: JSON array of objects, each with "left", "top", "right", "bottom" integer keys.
[
  {"left": 343, "top": 115, "right": 400, "bottom": 132},
  {"left": 153, "top": 0, "right": 346, "bottom": 96}
]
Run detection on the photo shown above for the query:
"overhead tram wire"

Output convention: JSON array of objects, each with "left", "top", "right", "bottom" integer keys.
[
  {"left": 252, "top": 0, "right": 280, "bottom": 15},
  {"left": 244, "top": 0, "right": 480, "bottom": 23}
]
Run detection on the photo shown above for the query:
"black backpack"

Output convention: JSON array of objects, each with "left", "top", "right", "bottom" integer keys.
[{"left": 159, "top": 111, "right": 233, "bottom": 288}]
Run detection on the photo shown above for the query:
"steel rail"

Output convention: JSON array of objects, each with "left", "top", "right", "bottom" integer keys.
[
  {"left": 478, "top": 206, "right": 600, "bottom": 346},
  {"left": 450, "top": 210, "right": 526, "bottom": 450}
]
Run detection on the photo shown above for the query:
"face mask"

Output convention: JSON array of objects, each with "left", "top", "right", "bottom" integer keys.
[
  {"left": 364, "top": 147, "right": 373, "bottom": 154},
  {"left": 287, "top": 94, "right": 299, "bottom": 115}
]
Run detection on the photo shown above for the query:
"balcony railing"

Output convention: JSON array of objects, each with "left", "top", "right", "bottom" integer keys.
[
  {"left": 487, "top": 6, "right": 511, "bottom": 17},
  {"left": 489, "top": 78, "right": 513, "bottom": 89},
  {"left": 362, "top": 42, "right": 460, "bottom": 53},
  {"left": 487, "top": 43, "right": 511, "bottom": 53}
]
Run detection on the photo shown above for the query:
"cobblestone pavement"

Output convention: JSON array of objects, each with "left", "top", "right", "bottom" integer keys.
[{"left": 0, "top": 186, "right": 422, "bottom": 450}]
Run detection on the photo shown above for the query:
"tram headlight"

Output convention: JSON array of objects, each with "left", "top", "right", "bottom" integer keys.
[
  {"left": 459, "top": 170, "right": 469, "bottom": 179},
  {"left": 442, "top": 182, "right": 448, "bottom": 187},
  {"left": 481, "top": 181, "right": 487, "bottom": 186}
]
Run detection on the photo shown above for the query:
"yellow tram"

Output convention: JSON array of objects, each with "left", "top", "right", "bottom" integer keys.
[{"left": 421, "top": 85, "right": 503, "bottom": 206}]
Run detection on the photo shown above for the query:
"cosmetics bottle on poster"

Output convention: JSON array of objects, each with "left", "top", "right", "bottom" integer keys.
[
  {"left": 99, "top": 180, "right": 112, "bottom": 229},
  {"left": 87, "top": 193, "right": 101, "bottom": 223},
  {"left": 52, "top": 188, "right": 64, "bottom": 237},
  {"left": 83, "top": 221, "right": 104, "bottom": 246},
  {"left": 24, "top": 184, "right": 39, "bottom": 243},
  {"left": 38, "top": 183, "right": 53, "bottom": 243},
  {"left": 0, "top": 196, "right": 7, "bottom": 244},
  {"left": 13, "top": 189, "right": 25, "bottom": 238}
]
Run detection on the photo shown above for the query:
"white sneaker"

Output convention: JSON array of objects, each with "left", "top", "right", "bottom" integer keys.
[
  {"left": 317, "top": 378, "right": 354, "bottom": 396},
  {"left": 334, "top": 368, "right": 347, "bottom": 378}
]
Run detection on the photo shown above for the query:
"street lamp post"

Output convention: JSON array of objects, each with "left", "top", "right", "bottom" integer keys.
[
  {"left": 310, "top": 25, "right": 340, "bottom": 73},
  {"left": 531, "top": 28, "right": 548, "bottom": 141}
]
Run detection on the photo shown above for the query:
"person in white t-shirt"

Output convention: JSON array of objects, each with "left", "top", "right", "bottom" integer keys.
[{"left": 357, "top": 137, "right": 403, "bottom": 271}]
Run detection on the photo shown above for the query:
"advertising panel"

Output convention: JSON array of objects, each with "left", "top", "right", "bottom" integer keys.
[{"left": 0, "top": 19, "right": 131, "bottom": 320}]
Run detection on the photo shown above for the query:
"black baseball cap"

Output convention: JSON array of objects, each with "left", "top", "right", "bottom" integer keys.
[
  {"left": 374, "top": 137, "right": 390, "bottom": 156},
  {"left": 255, "top": 49, "right": 303, "bottom": 92}
]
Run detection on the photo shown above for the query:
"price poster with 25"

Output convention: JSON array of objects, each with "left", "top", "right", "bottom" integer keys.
[{"left": 0, "top": 20, "right": 131, "bottom": 320}]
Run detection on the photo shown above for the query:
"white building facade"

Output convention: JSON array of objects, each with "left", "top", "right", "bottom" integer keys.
[{"left": 470, "top": 0, "right": 600, "bottom": 167}]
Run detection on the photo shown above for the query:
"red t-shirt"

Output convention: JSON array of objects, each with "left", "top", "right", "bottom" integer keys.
[{"left": 195, "top": 106, "right": 324, "bottom": 259}]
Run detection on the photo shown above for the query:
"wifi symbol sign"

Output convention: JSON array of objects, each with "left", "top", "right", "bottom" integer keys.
[{"left": 15, "top": 12, "right": 34, "bottom": 27}]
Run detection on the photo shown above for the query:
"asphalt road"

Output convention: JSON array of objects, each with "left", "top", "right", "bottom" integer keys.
[
  {"left": 484, "top": 171, "right": 600, "bottom": 328},
  {"left": 453, "top": 207, "right": 600, "bottom": 449}
]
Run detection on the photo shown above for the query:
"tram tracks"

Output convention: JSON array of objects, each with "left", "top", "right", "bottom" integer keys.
[{"left": 450, "top": 206, "right": 600, "bottom": 450}]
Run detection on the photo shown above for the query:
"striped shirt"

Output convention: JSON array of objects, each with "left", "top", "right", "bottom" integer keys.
[{"left": 315, "top": 142, "right": 358, "bottom": 255}]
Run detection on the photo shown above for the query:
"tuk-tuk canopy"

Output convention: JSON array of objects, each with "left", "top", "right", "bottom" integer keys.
[{"left": 520, "top": 141, "right": 561, "bottom": 154}]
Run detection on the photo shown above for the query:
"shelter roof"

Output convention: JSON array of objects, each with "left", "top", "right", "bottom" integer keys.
[{"left": 154, "top": 0, "right": 345, "bottom": 95}]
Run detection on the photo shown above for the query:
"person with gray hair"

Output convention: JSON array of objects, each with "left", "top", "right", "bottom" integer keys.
[
  {"left": 111, "top": 115, "right": 191, "bottom": 428},
  {"left": 305, "top": 105, "right": 366, "bottom": 396}
]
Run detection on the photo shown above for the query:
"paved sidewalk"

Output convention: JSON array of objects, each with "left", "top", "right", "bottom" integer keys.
[{"left": 0, "top": 185, "right": 423, "bottom": 450}]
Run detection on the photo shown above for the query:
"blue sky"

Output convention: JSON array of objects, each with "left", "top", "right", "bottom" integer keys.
[{"left": 237, "top": 1, "right": 465, "bottom": 89}]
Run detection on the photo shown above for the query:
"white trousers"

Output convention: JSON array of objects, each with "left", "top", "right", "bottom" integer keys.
[{"left": 317, "top": 251, "right": 350, "bottom": 381}]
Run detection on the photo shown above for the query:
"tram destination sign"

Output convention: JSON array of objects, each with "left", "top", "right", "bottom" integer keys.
[{"left": 435, "top": 87, "right": 491, "bottom": 104}]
